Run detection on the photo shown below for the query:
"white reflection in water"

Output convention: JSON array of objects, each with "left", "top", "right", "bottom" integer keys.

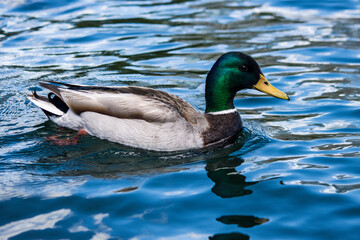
[
  {"left": 0, "top": 171, "right": 86, "bottom": 200},
  {"left": 0, "top": 209, "right": 71, "bottom": 239},
  {"left": 158, "top": 232, "right": 209, "bottom": 240},
  {"left": 284, "top": 180, "right": 360, "bottom": 194}
]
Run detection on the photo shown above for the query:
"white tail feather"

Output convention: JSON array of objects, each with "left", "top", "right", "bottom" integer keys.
[{"left": 27, "top": 94, "right": 64, "bottom": 116}]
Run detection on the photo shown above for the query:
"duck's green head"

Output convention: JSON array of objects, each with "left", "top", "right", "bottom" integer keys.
[{"left": 205, "top": 52, "right": 289, "bottom": 113}]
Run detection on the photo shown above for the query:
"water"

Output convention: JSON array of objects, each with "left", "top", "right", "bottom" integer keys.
[{"left": 0, "top": 0, "right": 359, "bottom": 239}]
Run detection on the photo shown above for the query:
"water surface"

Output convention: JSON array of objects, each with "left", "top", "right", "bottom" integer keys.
[{"left": 0, "top": 0, "right": 359, "bottom": 239}]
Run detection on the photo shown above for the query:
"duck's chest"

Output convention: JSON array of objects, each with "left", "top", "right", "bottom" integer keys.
[{"left": 202, "top": 112, "right": 243, "bottom": 147}]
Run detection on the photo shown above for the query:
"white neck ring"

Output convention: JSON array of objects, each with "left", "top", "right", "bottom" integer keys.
[{"left": 207, "top": 108, "right": 237, "bottom": 115}]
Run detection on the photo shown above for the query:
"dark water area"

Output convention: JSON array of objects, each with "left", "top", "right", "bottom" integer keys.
[{"left": 0, "top": 0, "right": 359, "bottom": 239}]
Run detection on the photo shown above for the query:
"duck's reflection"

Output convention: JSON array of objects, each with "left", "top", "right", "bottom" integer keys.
[
  {"left": 206, "top": 157, "right": 257, "bottom": 198},
  {"left": 205, "top": 156, "right": 269, "bottom": 239},
  {"left": 36, "top": 125, "right": 252, "bottom": 177},
  {"left": 217, "top": 215, "right": 269, "bottom": 228},
  {"left": 34, "top": 124, "right": 269, "bottom": 239},
  {"left": 209, "top": 232, "right": 249, "bottom": 240}
]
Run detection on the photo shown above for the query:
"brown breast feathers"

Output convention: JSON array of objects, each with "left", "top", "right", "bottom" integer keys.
[{"left": 202, "top": 112, "right": 243, "bottom": 147}]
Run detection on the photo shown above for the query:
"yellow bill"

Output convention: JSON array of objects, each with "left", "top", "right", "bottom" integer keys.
[{"left": 253, "top": 74, "right": 290, "bottom": 100}]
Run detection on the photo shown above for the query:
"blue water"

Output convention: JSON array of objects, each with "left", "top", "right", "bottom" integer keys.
[{"left": 0, "top": 0, "right": 359, "bottom": 239}]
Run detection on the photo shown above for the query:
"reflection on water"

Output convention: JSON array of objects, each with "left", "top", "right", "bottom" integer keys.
[
  {"left": 210, "top": 232, "right": 250, "bottom": 240},
  {"left": 33, "top": 124, "right": 250, "bottom": 177},
  {"left": 0, "top": 209, "right": 72, "bottom": 240},
  {"left": 212, "top": 215, "right": 269, "bottom": 239},
  {"left": 207, "top": 157, "right": 268, "bottom": 239},
  {"left": 206, "top": 157, "right": 257, "bottom": 198},
  {"left": 0, "top": 0, "right": 359, "bottom": 239}
]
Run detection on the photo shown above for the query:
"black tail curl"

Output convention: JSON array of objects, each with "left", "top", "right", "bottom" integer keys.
[{"left": 48, "top": 92, "right": 69, "bottom": 113}]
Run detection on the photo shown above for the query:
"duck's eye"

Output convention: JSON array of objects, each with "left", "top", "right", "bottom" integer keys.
[{"left": 239, "top": 65, "right": 249, "bottom": 72}]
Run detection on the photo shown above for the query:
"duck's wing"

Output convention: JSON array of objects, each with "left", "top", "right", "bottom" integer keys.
[{"left": 39, "top": 81, "right": 206, "bottom": 125}]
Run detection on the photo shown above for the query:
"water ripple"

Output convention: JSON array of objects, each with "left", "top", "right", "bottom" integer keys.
[{"left": 0, "top": 0, "right": 359, "bottom": 239}]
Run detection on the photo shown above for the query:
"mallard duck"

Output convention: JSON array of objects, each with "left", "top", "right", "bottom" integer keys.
[{"left": 27, "top": 52, "right": 289, "bottom": 151}]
